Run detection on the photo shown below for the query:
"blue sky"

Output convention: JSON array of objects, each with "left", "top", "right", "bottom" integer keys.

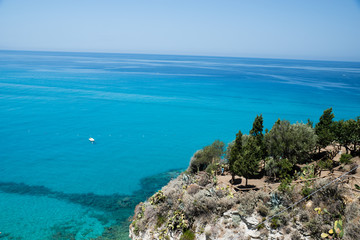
[{"left": 0, "top": 0, "right": 359, "bottom": 61}]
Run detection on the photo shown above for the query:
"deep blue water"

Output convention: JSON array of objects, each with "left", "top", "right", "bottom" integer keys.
[{"left": 0, "top": 50, "right": 359, "bottom": 239}]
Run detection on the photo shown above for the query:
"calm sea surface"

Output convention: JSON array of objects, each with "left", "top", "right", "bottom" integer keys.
[{"left": 0, "top": 50, "right": 359, "bottom": 239}]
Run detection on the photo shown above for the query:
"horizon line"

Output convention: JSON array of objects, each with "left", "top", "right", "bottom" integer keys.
[{"left": 1, "top": 48, "right": 359, "bottom": 64}]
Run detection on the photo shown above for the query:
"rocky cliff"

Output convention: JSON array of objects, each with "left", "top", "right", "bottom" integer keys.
[{"left": 129, "top": 170, "right": 360, "bottom": 240}]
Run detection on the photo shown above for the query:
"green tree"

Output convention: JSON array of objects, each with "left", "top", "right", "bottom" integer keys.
[
  {"left": 250, "top": 114, "right": 266, "bottom": 160},
  {"left": 265, "top": 120, "right": 317, "bottom": 165},
  {"left": 335, "top": 117, "right": 360, "bottom": 154},
  {"left": 265, "top": 157, "right": 293, "bottom": 181},
  {"left": 334, "top": 120, "right": 349, "bottom": 152},
  {"left": 233, "top": 136, "right": 260, "bottom": 186},
  {"left": 315, "top": 108, "right": 335, "bottom": 152},
  {"left": 230, "top": 115, "right": 265, "bottom": 186},
  {"left": 188, "top": 140, "right": 225, "bottom": 173},
  {"left": 355, "top": 117, "right": 360, "bottom": 153},
  {"left": 227, "top": 130, "right": 243, "bottom": 183},
  {"left": 250, "top": 114, "right": 264, "bottom": 138}
]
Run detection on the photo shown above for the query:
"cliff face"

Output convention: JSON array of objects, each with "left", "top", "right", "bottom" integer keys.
[{"left": 129, "top": 171, "right": 360, "bottom": 240}]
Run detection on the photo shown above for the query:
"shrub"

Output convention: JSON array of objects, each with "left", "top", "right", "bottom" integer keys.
[
  {"left": 291, "top": 231, "right": 302, "bottom": 240},
  {"left": 298, "top": 209, "right": 309, "bottom": 222},
  {"left": 265, "top": 158, "right": 293, "bottom": 180},
  {"left": 301, "top": 185, "right": 313, "bottom": 198},
  {"left": 188, "top": 140, "right": 225, "bottom": 173},
  {"left": 167, "top": 210, "right": 189, "bottom": 231},
  {"left": 180, "top": 229, "right": 195, "bottom": 240},
  {"left": 205, "top": 163, "right": 218, "bottom": 175},
  {"left": 340, "top": 154, "right": 352, "bottom": 164},
  {"left": 265, "top": 121, "right": 317, "bottom": 165},
  {"left": 238, "top": 191, "right": 259, "bottom": 215},
  {"left": 149, "top": 190, "right": 166, "bottom": 205},
  {"left": 156, "top": 214, "right": 166, "bottom": 228},
  {"left": 312, "top": 179, "right": 347, "bottom": 217},
  {"left": 318, "top": 158, "right": 333, "bottom": 170},
  {"left": 349, "top": 163, "right": 358, "bottom": 174},
  {"left": 186, "top": 184, "right": 200, "bottom": 195},
  {"left": 196, "top": 172, "right": 211, "bottom": 186},
  {"left": 257, "top": 202, "right": 269, "bottom": 217},
  {"left": 278, "top": 177, "right": 293, "bottom": 193},
  {"left": 270, "top": 217, "right": 280, "bottom": 229},
  {"left": 265, "top": 157, "right": 280, "bottom": 180},
  {"left": 306, "top": 217, "right": 322, "bottom": 236}
]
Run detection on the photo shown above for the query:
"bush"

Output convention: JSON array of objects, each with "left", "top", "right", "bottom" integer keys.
[
  {"left": 265, "top": 157, "right": 279, "bottom": 180},
  {"left": 156, "top": 214, "right": 166, "bottom": 228},
  {"left": 167, "top": 210, "right": 189, "bottom": 231},
  {"left": 186, "top": 184, "right": 200, "bottom": 195},
  {"left": 180, "top": 229, "right": 195, "bottom": 240},
  {"left": 301, "top": 185, "right": 313, "bottom": 198},
  {"left": 196, "top": 172, "right": 211, "bottom": 186},
  {"left": 265, "top": 157, "right": 293, "bottom": 180},
  {"left": 149, "top": 190, "right": 166, "bottom": 205},
  {"left": 265, "top": 121, "right": 317, "bottom": 165},
  {"left": 312, "top": 179, "right": 347, "bottom": 216},
  {"left": 291, "top": 231, "right": 302, "bottom": 240},
  {"left": 340, "top": 154, "right": 352, "bottom": 164},
  {"left": 238, "top": 191, "right": 260, "bottom": 215},
  {"left": 205, "top": 163, "right": 218, "bottom": 175},
  {"left": 270, "top": 217, "right": 280, "bottom": 229},
  {"left": 318, "top": 158, "right": 334, "bottom": 170},
  {"left": 349, "top": 163, "right": 358, "bottom": 174},
  {"left": 188, "top": 140, "right": 225, "bottom": 173},
  {"left": 278, "top": 177, "right": 293, "bottom": 193},
  {"left": 257, "top": 202, "right": 269, "bottom": 217},
  {"left": 306, "top": 217, "right": 322, "bottom": 236}
]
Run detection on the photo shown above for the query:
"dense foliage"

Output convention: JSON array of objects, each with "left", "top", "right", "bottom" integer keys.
[
  {"left": 188, "top": 140, "right": 225, "bottom": 173},
  {"left": 227, "top": 130, "right": 243, "bottom": 183},
  {"left": 227, "top": 116, "right": 265, "bottom": 185},
  {"left": 315, "top": 108, "right": 335, "bottom": 151},
  {"left": 226, "top": 108, "right": 359, "bottom": 184},
  {"left": 334, "top": 117, "right": 360, "bottom": 154},
  {"left": 265, "top": 120, "right": 317, "bottom": 165}
]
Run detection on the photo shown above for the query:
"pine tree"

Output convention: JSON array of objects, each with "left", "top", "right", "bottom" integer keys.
[
  {"left": 234, "top": 136, "right": 260, "bottom": 186},
  {"left": 250, "top": 114, "right": 264, "bottom": 138},
  {"left": 250, "top": 114, "right": 266, "bottom": 166},
  {"left": 228, "top": 130, "right": 242, "bottom": 183},
  {"left": 315, "top": 108, "right": 335, "bottom": 152}
]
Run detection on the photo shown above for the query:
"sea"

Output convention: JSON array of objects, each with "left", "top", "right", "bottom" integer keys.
[{"left": 0, "top": 50, "right": 359, "bottom": 239}]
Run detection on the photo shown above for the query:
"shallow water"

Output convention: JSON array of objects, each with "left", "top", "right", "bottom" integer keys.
[{"left": 0, "top": 50, "right": 359, "bottom": 239}]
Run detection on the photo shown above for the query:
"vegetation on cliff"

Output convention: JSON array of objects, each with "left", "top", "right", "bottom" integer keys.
[{"left": 130, "top": 109, "right": 360, "bottom": 239}]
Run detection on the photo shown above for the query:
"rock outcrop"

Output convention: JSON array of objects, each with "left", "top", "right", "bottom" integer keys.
[{"left": 129, "top": 171, "right": 360, "bottom": 240}]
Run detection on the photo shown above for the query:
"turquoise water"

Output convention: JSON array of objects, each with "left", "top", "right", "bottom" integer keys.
[{"left": 0, "top": 50, "right": 359, "bottom": 239}]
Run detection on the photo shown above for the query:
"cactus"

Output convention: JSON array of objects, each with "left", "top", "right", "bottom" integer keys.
[
  {"left": 334, "top": 219, "right": 344, "bottom": 238},
  {"left": 321, "top": 218, "right": 344, "bottom": 239},
  {"left": 314, "top": 207, "right": 329, "bottom": 215},
  {"left": 167, "top": 210, "right": 189, "bottom": 231},
  {"left": 149, "top": 190, "right": 166, "bottom": 205}
]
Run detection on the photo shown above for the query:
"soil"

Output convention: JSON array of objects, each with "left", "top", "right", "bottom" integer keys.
[{"left": 217, "top": 148, "right": 360, "bottom": 194}]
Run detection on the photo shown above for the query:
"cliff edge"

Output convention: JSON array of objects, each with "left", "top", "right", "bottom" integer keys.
[{"left": 129, "top": 168, "right": 360, "bottom": 240}]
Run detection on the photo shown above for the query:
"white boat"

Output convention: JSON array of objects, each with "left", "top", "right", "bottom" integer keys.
[{"left": 89, "top": 137, "right": 95, "bottom": 143}]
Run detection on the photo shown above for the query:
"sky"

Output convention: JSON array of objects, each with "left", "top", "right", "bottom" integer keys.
[{"left": 0, "top": 0, "right": 360, "bottom": 61}]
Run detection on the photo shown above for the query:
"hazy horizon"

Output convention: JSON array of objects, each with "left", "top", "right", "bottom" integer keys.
[
  {"left": 1, "top": 0, "right": 360, "bottom": 62},
  {"left": 1, "top": 49, "right": 360, "bottom": 63}
]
